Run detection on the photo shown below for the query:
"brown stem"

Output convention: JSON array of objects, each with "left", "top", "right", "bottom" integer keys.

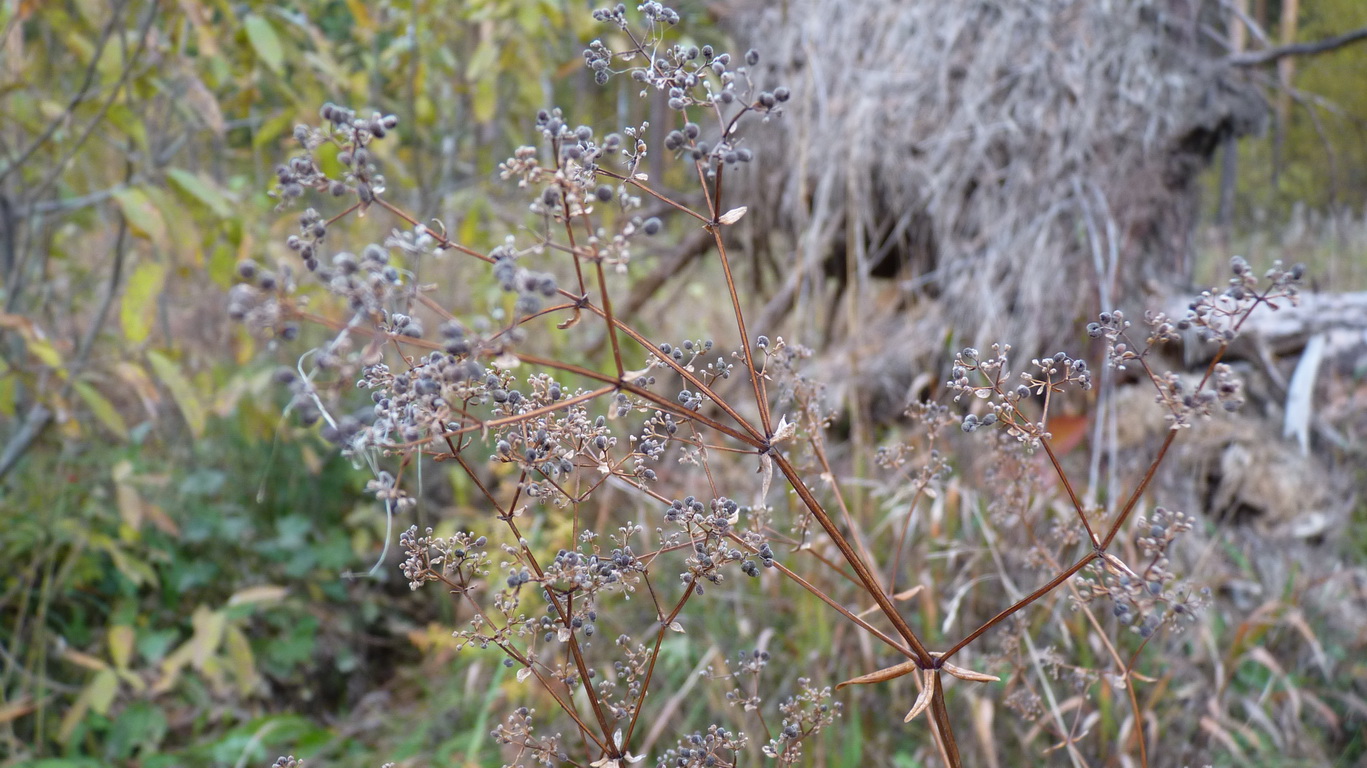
[
  {"left": 809, "top": 435, "right": 879, "bottom": 586},
  {"left": 940, "top": 552, "right": 1099, "bottom": 662},
  {"left": 592, "top": 259, "right": 626, "bottom": 378},
  {"left": 622, "top": 580, "right": 697, "bottom": 750},
  {"left": 1039, "top": 438, "right": 1100, "bottom": 547},
  {"left": 770, "top": 451, "right": 932, "bottom": 665},
  {"left": 755, "top": 544, "right": 917, "bottom": 660},
  {"left": 374, "top": 197, "right": 488, "bottom": 260},
  {"left": 704, "top": 181, "right": 774, "bottom": 438}
]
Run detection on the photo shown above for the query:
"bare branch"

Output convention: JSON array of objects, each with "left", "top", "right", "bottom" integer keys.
[{"left": 1229, "top": 25, "right": 1367, "bottom": 66}]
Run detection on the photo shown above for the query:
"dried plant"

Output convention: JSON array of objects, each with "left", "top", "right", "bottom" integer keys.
[{"left": 232, "top": 5, "right": 1304, "bottom": 767}]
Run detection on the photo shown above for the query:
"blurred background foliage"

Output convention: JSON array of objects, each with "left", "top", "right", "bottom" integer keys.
[{"left": 1, "top": 0, "right": 1365, "bottom": 766}]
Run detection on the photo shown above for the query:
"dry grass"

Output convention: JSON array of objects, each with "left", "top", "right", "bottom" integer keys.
[{"left": 727, "top": 0, "right": 1264, "bottom": 377}]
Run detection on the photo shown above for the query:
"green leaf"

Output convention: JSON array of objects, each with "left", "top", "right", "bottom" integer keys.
[
  {"left": 147, "top": 350, "right": 206, "bottom": 438},
  {"left": 103, "top": 701, "right": 168, "bottom": 760},
  {"left": 73, "top": 380, "right": 129, "bottom": 440},
  {"left": 166, "top": 168, "right": 233, "bottom": 219},
  {"left": 120, "top": 260, "right": 166, "bottom": 345},
  {"left": 113, "top": 187, "right": 169, "bottom": 250},
  {"left": 243, "top": 14, "right": 285, "bottom": 75},
  {"left": 104, "top": 102, "right": 150, "bottom": 158}
]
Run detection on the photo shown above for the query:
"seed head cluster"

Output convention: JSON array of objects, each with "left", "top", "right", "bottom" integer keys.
[{"left": 241, "top": 5, "right": 1307, "bottom": 768}]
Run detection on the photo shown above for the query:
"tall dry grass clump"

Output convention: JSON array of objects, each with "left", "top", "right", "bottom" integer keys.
[{"left": 727, "top": 0, "right": 1265, "bottom": 403}]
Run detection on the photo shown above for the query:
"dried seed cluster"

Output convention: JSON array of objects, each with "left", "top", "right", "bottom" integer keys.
[
  {"left": 760, "top": 679, "right": 841, "bottom": 764},
  {"left": 240, "top": 4, "right": 1307, "bottom": 767},
  {"left": 1074, "top": 507, "right": 1208, "bottom": 637},
  {"left": 657, "top": 724, "right": 747, "bottom": 768}
]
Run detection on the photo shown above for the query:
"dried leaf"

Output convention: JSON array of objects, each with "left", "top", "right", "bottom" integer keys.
[
  {"left": 0, "top": 698, "right": 36, "bottom": 724},
  {"left": 893, "top": 585, "right": 926, "bottom": 601},
  {"left": 556, "top": 306, "right": 583, "bottom": 329},
  {"left": 757, "top": 452, "right": 773, "bottom": 501},
  {"left": 836, "top": 658, "right": 919, "bottom": 690},
  {"left": 1101, "top": 552, "right": 1139, "bottom": 581},
  {"left": 177, "top": 73, "right": 226, "bottom": 137},
  {"left": 718, "top": 206, "right": 747, "bottom": 225},
  {"left": 769, "top": 414, "right": 796, "bottom": 445},
  {"left": 940, "top": 661, "right": 1001, "bottom": 683},
  {"left": 61, "top": 649, "right": 109, "bottom": 672},
  {"left": 228, "top": 585, "right": 288, "bottom": 605},
  {"left": 903, "top": 669, "right": 937, "bottom": 723}
]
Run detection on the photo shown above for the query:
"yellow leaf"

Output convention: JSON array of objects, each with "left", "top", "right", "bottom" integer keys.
[
  {"left": 117, "top": 668, "right": 147, "bottom": 693},
  {"left": 146, "top": 187, "right": 199, "bottom": 263},
  {"left": 99, "top": 538, "right": 159, "bottom": 587},
  {"left": 108, "top": 625, "right": 134, "bottom": 671},
  {"left": 228, "top": 585, "right": 288, "bottom": 605},
  {"left": 343, "top": 0, "right": 374, "bottom": 33},
  {"left": 73, "top": 380, "right": 128, "bottom": 440},
  {"left": 121, "top": 260, "right": 166, "bottom": 345},
  {"left": 252, "top": 110, "right": 296, "bottom": 151},
  {"left": 147, "top": 350, "right": 206, "bottom": 438},
  {"left": 224, "top": 624, "right": 261, "bottom": 696},
  {"left": 188, "top": 604, "right": 226, "bottom": 668},
  {"left": 27, "top": 336, "right": 65, "bottom": 374}
]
